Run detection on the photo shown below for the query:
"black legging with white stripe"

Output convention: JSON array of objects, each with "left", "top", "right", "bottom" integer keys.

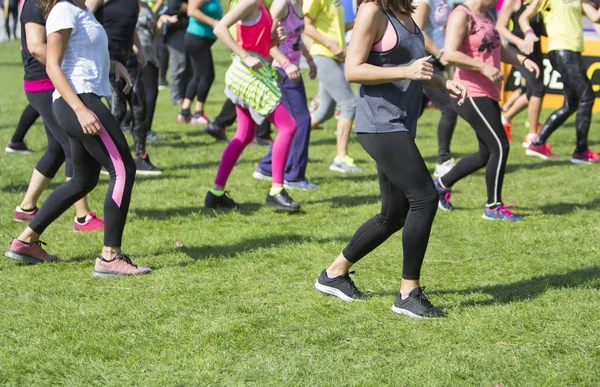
[{"left": 440, "top": 97, "right": 509, "bottom": 206}]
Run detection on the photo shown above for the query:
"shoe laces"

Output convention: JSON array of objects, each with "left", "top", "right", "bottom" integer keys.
[
  {"left": 343, "top": 271, "right": 362, "bottom": 296},
  {"left": 414, "top": 287, "right": 434, "bottom": 309},
  {"left": 277, "top": 189, "right": 294, "bottom": 204},
  {"left": 116, "top": 254, "right": 138, "bottom": 268},
  {"left": 492, "top": 204, "right": 515, "bottom": 218}
]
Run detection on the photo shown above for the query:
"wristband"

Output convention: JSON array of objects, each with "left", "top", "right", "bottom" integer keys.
[
  {"left": 435, "top": 48, "right": 444, "bottom": 60},
  {"left": 520, "top": 57, "right": 528, "bottom": 66},
  {"left": 524, "top": 29, "right": 535, "bottom": 36},
  {"left": 280, "top": 59, "right": 291, "bottom": 68}
]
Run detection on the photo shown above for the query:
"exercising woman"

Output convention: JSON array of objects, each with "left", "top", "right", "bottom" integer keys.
[
  {"left": 5, "top": 0, "right": 151, "bottom": 277},
  {"left": 496, "top": 0, "right": 546, "bottom": 147},
  {"left": 13, "top": 0, "right": 103, "bottom": 232},
  {"left": 314, "top": 0, "right": 467, "bottom": 318},
  {"left": 176, "top": 0, "right": 222, "bottom": 125},
  {"left": 433, "top": 0, "right": 539, "bottom": 221},
  {"left": 252, "top": 0, "right": 319, "bottom": 190},
  {"left": 520, "top": 0, "right": 600, "bottom": 163},
  {"left": 205, "top": 0, "right": 300, "bottom": 211}
]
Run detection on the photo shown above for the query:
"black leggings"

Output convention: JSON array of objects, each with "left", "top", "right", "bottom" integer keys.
[
  {"left": 142, "top": 62, "right": 159, "bottom": 131},
  {"left": 512, "top": 41, "right": 545, "bottom": 99},
  {"left": 4, "top": 0, "right": 18, "bottom": 39},
  {"left": 184, "top": 33, "right": 216, "bottom": 103},
  {"left": 421, "top": 85, "right": 458, "bottom": 164},
  {"left": 441, "top": 97, "right": 510, "bottom": 206},
  {"left": 533, "top": 50, "right": 594, "bottom": 153},
  {"left": 26, "top": 90, "right": 73, "bottom": 178},
  {"left": 342, "top": 132, "right": 438, "bottom": 280},
  {"left": 29, "top": 94, "right": 136, "bottom": 247},
  {"left": 109, "top": 56, "right": 147, "bottom": 156},
  {"left": 11, "top": 103, "right": 40, "bottom": 143}
]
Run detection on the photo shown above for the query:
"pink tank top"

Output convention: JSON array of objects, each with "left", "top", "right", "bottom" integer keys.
[
  {"left": 452, "top": 5, "right": 502, "bottom": 101},
  {"left": 273, "top": 0, "right": 304, "bottom": 67},
  {"left": 236, "top": 0, "right": 273, "bottom": 60}
]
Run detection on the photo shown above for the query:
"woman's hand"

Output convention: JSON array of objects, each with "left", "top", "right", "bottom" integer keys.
[
  {"left": 113, "top": 61, "right": 133, "bottom": 94},
  {"left": 284, "top": 63, "right": 301, "bottom": 82},
  {"left": 445, "top": 79, "right": 468, "bottom": 105},
  {"left": 523, "top": 57, "right": 540, "bottom": 78},
  {"left": 481, "top": 64, "right": 504, "bottom": 82},
  {"left": 272, "top": 22, "right": 287, "bottom": 45},
  {"left": 76, "top": 108, "right": 103, "bottom": 136},
  {"left": 329, "top": 42, "right": 346, "bottom": 60},
  {"left": 405, "top": 56, "right": 434, "bottom": 80},
  {"left": 307, "top": 59, "right": 317, "bottom": 80},
  {"left": 136, "top": 49, "right": 147, "bottom": 68},
  {"left": 516, "top": 38, "right": 531, "bottom": 55},
  {"left": 242, "top": 55, "right": 263, "bottom": 70},
  {"left": 522, "top": 33, "right": 539, "bottom": 55}
]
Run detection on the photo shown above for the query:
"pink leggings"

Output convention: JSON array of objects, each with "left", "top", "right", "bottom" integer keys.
[{"left": 214, "top": 103, "right": 297, "bottom": 186}]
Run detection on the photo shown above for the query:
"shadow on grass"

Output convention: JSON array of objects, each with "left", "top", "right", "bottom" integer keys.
[
  {"left": 306, "top": 194, "right": 380, "bottom": 208},
  {"left": 536, "top": 197, "right": 600, "bottom": 215},
  {"left": 170, "top": 159, "right": 257, "bottom": 171},
  {"left": 505, "top": 159, "right": 573, "bottom": 173},
  {"left": 436, "top": 266, "right": 600, "bottom": 307},
  {"left": 154, "top": 233, "right": 349, "bottom": 270},
  {"left": 131, "top": 202, "right": 263, "bottom": 219}
]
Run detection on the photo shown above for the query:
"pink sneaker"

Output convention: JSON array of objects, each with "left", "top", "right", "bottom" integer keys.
[
  {"left": 571, "top": 149, "right": 600, "bottom": 164},
  {"left": 525, "top": 143, "right": 559, "bottom": 159},
  {"left": 190, "top": 112, "right": 212, "bottom": 126},
  {"left": 14, "top": 206, "right": 38, "bottom": 222},
  {"left": 522, "top": 133, "right": 538, "bottom": 148},
  {"left": 93, "top": 254, "right": 152, "bottom": 278},
  {"left": 4, "top": 239, "right": 59, "bottom": 264},
  {"left": 176, "top": 113, "right": 191, "bottom": 123},
  {"left": 73, "top": 212, "right": 104, "bottom": 232}
]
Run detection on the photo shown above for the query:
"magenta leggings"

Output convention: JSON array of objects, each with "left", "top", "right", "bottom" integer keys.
[{"left": 215, "top": 103, "right": 297, "bottom": 186}]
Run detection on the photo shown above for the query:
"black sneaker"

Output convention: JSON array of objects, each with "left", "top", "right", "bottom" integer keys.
[
  {"left": 205, "top": 122, "right": 228, "bottom": 142},
  {"left": 205, "top": 190, "right": 239, "bottom": 209},
  {"left": 391, "top": 287, "right": 446, "bottom": 319},
  {"left": 135, "top": 153, "right": 163, "bottom": 176},
  {"left": 314, "top": 270, "right": 369, "bottom": 302},
  {"left": 266, "top": 188, "right": 300, "bottom": 212}
]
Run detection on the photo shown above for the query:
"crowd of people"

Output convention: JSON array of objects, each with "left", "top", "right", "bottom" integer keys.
[{"left": 2, "top": 0, "right": 599, "bottom": 318}]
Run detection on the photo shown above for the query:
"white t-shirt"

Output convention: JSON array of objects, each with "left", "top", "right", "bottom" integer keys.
[
  {"left": 46, "top": 2, "right": 112, "bottom": 101},
  {"left": 414, "top": 0, "right": 451, "bottom": 49}
]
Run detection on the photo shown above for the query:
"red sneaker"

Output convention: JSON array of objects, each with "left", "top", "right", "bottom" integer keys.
[
  {"left": 14, "top": 206, "right": 38, "bottom": 222},
  {"left": 93, "top": 254, "right": 152, "bottom": 278},
  {"left": 503, "top": 122, "right": 513, "bottom": 141},
  {"left": 571, "top": 149, "right": 600, "bottom": 164},
  {"left": 73, "top": 212, "right": 104, "bottom": 232},
  {"left": 4, "top": 239, "right": 58, "bottom": 264},
  {"left": 525, "top": 143, "right": 559, "bottom": 159}
]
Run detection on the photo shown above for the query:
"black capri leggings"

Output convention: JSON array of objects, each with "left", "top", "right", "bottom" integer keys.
[
  {"left": 184, "top": 33, "right": 216, "bottom": 103},
  {"left": 342, "top": 131, "right": 438, "bottom": 280},
  {"left": 441, "top": 97, "right": 510, "bottom": 206},
  {"left": 26, "top": 90, "right": 73, "bottom": 178},
  {"left": 533, "top": 50, "right": 594, "bottom": 153},
  {"left": 11, "top": 103, "right": 40, "bottom": 143},
  {"left": 29, "top": 94, "right": 136, "bottom": 247},
  {"left": 510, "top": 41, "right": 545, "bottom": 99}
]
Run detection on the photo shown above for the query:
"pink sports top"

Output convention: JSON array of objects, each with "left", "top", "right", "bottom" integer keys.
[
  {"left": 452, "top": 5, "right": 501, "bottom": 101},
  {"left": 273, "top": 0, "right": 304, "bottom": 68},
  {"left": 236, "top": 0, "right": 273, "bottom": 60}
]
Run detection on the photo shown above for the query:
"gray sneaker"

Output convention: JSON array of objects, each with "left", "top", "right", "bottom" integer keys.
[{"left": 329, "top": 156, "right": 362, "bottom": 173}]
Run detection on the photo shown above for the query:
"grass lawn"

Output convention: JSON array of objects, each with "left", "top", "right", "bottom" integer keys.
[{"left": 1, "top": 39, "right": 599, "bottom": 386}]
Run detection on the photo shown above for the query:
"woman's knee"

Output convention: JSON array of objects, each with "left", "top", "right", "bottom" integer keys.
[{"left": 337, "top": 96, "right": 357, "bottom": 120}]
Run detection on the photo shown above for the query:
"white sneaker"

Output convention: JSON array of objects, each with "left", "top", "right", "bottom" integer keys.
[{"left": 433, "top": 158, "right": 455, "bottom": 177}]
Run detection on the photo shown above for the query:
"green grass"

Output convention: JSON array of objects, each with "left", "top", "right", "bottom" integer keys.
[{"left": 1, "top": 40, "right": 599, "bottom": 386}]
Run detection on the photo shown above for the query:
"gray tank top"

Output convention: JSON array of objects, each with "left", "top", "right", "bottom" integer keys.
[{"left": 354, "top": 10, "right": 425, "bottom": 136}]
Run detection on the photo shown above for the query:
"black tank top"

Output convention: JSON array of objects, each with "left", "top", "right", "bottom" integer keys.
[
  {"left": 511, "top": 2, "right": 546, "bottom": 39},
  {"left": 355, "top": 10, "right": 424, "bottom": 136}
]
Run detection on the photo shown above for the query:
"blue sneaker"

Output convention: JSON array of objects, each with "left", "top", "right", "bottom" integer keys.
[
  {"left": 482, "top": 204, "right": 523, "bottom": 222},
  {"left": 284, "top": 180, "right": 319, "bottom": 190},
  {"left": 433, "top": 178, "right": 454, "bottom": 211}
]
